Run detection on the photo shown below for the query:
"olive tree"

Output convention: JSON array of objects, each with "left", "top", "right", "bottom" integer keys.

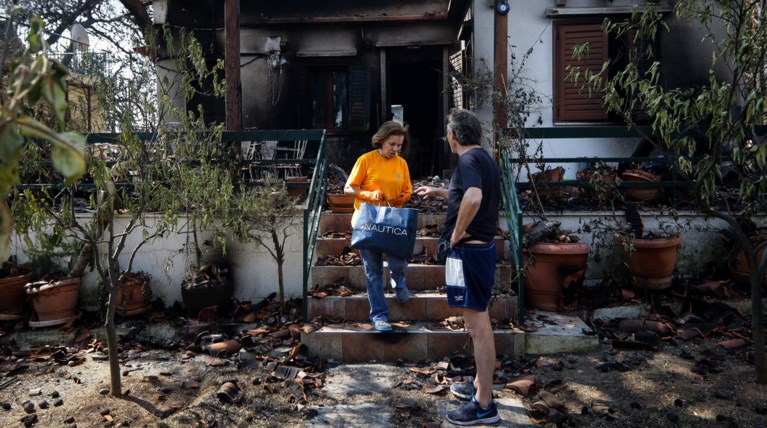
[{"left": 571, "top": 0, "right": 767, "bottom": 383}]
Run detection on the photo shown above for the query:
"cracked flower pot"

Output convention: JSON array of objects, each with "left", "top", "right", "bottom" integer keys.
[
  {"left": 117, "top": 271, "right": 152, "bottom": 317},
  {"left": 524, "top": 242, "right": 591, "bottom": 312}
]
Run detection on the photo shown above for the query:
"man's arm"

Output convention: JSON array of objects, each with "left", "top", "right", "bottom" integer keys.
[{"left": 450, "top": 187, "right": 482, "bottom": 246}]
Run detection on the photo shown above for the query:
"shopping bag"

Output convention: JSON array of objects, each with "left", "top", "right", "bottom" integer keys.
[{"left": 351, "top": 202, "right": 418, "bottom": 258}]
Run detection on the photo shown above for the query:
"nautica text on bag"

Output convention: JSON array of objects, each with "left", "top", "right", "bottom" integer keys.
[{"left": 358, "top": 223, "right": 408, "bottom": 236}]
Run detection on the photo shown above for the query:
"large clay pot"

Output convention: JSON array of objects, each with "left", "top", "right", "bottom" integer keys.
[
  {"left": 621, "top": 169, "right": 661, "bottom": 201},
  {"left": 25, "top": 277, "right": 81, "bottom": 325},
  {"left": 326, "top": 193, "right": 355, "bottom": 213},
  {"left": 524, "top": 242, "right": 591, "bottom": 312},
  {"left": 0, "top": 267, "right": 33, "bottom": 319},
  {"left": 729, "top": 241, "right": 767, "bottom": 286},
  {"left": 624, "top": 235, "right": 683, "bottom": 289},
  {"left": 117, "top": 272, "right": 152, "bottom": 316}
]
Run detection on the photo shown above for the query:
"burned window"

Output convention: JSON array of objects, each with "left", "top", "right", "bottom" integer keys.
[{"left": 311, "top": 70, "right": 349, "bottom": 130}]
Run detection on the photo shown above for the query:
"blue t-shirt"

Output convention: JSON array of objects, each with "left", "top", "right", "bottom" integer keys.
[{"left": 442, "top": 148, "right": 501, "bottom": 243}]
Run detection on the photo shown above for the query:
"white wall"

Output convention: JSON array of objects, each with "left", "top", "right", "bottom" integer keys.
[
  {"left": 474, "top": 0, "right": 671, "bottom": 178},
  {"left": 10, "top": 214, "right": 305, "bottom": 311}
]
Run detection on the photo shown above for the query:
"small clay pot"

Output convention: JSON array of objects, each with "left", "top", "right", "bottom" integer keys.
[
  {"left": 0, "top": 267, "right": 33, "bottom": 318},
  {"left": 624, "top": 235, "right": 683, "bottom": 289},
  {"left": 621, "top": 169, "right": 661, "bottom": 201},
  {"left": 326, "top": 193, "right": 355, "bottom": 213}
]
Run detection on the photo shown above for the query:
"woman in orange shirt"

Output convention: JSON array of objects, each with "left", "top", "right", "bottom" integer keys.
[{"left": 344, "top": 121, "right": 413, "bottom": 332}]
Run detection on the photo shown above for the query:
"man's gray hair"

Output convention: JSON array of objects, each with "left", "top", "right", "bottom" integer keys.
[{"left": 446, "top": 108, "right": 482, "bottom": 146}]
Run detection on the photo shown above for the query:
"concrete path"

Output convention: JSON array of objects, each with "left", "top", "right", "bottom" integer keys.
[{"left": 309, "top": 363, "right": 532, "bottom": 427}]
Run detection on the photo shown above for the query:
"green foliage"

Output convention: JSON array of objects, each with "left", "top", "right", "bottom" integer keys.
[
  {"left": 570, "top": 0, "right": 767, "bottom": 383},
  {"left": 1, "top": 16, "right": 86, "bottom": 261}
]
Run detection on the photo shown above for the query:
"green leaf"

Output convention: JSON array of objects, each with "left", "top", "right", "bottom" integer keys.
[
  {"left": 0, "top": 121, "right": 24, "bottom": 168},
  {"left": 51, "top": 133, "right": 87, "bottom": 184},
  {"left": 42, "top": 62, "right": 70, "bottom": 122},
  {"left": 25, "top": 17, "right": 44, "bottom": 55},
  {"left": 17, "top": 118, "right": 86, "bottom": 183}
]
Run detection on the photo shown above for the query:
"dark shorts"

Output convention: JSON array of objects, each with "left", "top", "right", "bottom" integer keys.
[{"left": 445, "top": 242, "right": 496, "bottom": 311}]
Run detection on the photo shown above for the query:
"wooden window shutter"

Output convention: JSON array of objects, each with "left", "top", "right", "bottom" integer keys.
[
  {"left": 555, "top": 24, "right": 608, "bottom": 122},
  {"left": 348, "top": 64, "right": 370, "bottom": 130}
]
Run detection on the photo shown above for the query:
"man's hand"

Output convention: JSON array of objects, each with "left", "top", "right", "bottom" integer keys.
[
  {"left": 358, "top": 190, "right": 384, "bottom": 202},
  {"left": 414, "top": 186, "right": 446, "bottom": 200}
]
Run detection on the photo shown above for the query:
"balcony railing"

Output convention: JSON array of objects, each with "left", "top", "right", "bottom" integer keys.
[{"left": 48, "top": 51, "right": 112, "bottom": 77}]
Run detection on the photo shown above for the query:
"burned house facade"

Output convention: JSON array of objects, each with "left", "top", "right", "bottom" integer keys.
[{"left": 153, "top": 0, "right": 474, "bottom": 179}]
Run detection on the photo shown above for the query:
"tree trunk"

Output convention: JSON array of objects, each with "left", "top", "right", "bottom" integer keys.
[
  {"left": 105, "top": 276, "right": 122, "bottom": 396},
  {"left": 271, "top": 228, "right": 285, "bottom": 312},
  {"left": 752, "top": 270, "right": 766, "bottom": 383}
]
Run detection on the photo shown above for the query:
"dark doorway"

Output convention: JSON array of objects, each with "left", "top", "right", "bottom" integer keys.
[{"left": 388, "top": 46, "right": 443, "bottom": 179}]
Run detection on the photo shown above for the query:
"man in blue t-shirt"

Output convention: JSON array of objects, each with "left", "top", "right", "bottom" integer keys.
[{"left": 415, "top": 108, "right": 501, "bottom": 426}]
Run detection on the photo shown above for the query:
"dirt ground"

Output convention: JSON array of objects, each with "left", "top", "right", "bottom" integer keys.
[{"left": 1, "top": 314, "right": 766, "bottom": 428}]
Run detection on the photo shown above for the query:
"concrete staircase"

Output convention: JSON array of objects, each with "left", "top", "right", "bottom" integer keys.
[{"left": 301, "top": 210, "right": 525, "bottom": 362}]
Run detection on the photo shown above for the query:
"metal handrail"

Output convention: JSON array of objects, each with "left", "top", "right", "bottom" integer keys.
[{"left": 498, "top": 145, "right": 525, "bottom": 323}]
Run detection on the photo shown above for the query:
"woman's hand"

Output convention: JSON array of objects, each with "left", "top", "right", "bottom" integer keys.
[
  {"left": 388, "top": 192, "right": 411, "bottom": 206},
  {"left": 358, "top": 189, "right": 384, "bottom": 202}
]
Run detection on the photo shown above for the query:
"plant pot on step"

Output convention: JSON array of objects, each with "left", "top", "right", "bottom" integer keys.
[
  {"left": 117, "top": 271, "right": 152, "bottom": 316},
  {"left": 531, "top": 166, "right": 565, "bottom": 200},
  {"left": 621, "top": 169, "right": 662, "bottom": 201},
  {"left": 0, "top": 265, "right": 33, "bottom": 320},
  {"left": 326, "top": 193, "right": 355, "bottom": 213},
  {"left": 286, "top": 177, "right": 309, "bottom": 203},
  {"left": 729, "top": 240, "right": 767, "bottom": 287},
  {"left": 25, "top": 277, "right": 81, "bottom": 327},
  {"left": 623, "top": 235, "right": 683, "bottom": 290},
  {"left": 524, "top": 242, "right": 591, "bottom": 312}
]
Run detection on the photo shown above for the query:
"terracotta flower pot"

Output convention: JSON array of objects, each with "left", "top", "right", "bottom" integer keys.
[
  {"left": 25, "top": 277, "right": 81, "bottom": 324},
  {"left": 621, "top": 169, "right": 661, "bottom": 201},
  {"left": 624, "top": 235, "right": 683, "bottom": 289},
  {"left": 729, "top": 241, "right": 767, "bottom": 286},
  {"left": 286, "top": 177, "right": 309, "bottom": 203},
  {"left": 117, "top": 272, "right": 152, "bottom": 316},
  {"left": 531, "top": 166, "right": 565, "bottom": 199},
  {"left": 0, "top": 267, "right": 33, "bottom": 319},
  {"left": 326, "top": 193, "right": 355, "bottom": 213},
  {"left": 524, "top": 242, "right": 590, "bottom": 312}
]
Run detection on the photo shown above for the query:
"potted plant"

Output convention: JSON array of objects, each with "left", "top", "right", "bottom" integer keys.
[
  {"left": 523, "top": 221, "right": 591, "bottom": 312},
  {"left": 0, "top": 257, "right": 32, "bottom": 320},
  {"left": 531, "top": 166, "right": 566, "bottom": 200},
  {"left": 325, "top": 164, "right": 355, "bottom": 213},
  {"left": 570, "top": 2, "right": 767, "bottom": 383},
  {"left": 10, "top": 189, "right": 83, "bottom": 327},
  {"left": 577, "top": 162, "right": 617, "bottom": 203},
  {"left": 621, "top": 169, "right": 662, "bottom": 202}
]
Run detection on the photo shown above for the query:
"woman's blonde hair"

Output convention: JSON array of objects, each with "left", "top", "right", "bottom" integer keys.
[{"left": 371, "top": 121, "right": 410, "bottom": 153}]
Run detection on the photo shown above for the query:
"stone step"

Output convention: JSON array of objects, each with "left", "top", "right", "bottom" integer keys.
[
  {"left": 313, "top": 235, "right": 507, "bottom": 260},
  {"left": 310, "top": 263, "right": 514, "bottom": 291},
  {"left": 319, "top": 211, "right": 447, "bottom": 235},
  {"left": 523, "top": 311, "right": 600, "bottom": 355},
  {"left": 301, "top": 322, "right": 525, "bottom": 362},
  {"left": 307, "top": 293, "right": 518, "bottom": 323}
]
